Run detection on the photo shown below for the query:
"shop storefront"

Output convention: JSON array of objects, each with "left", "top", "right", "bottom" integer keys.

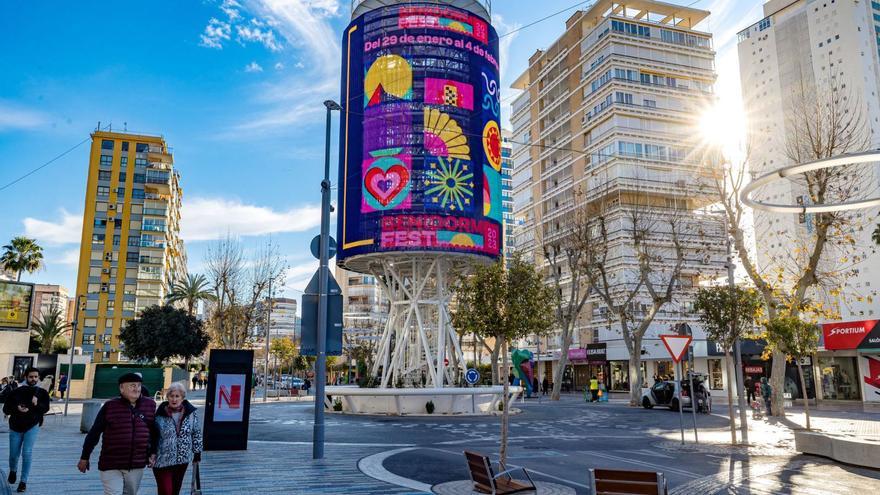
[
  {"left": 567, "top": 344, "right": 608, "bottom": 391},
  {"left": 821, "top": 319, "right": 880, "bottom": 403}
]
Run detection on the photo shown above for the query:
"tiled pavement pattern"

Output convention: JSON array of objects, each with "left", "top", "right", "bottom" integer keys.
[{"left": 0, "top": 414, "right": 422, "bottom": 495}]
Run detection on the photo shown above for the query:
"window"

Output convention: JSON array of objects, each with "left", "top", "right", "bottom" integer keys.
[
  {"left": 82, "top": 334, "right": 96, "bottom": 345},
  {"left": 102, "top": 334, "right": 112, "bottom": 344},
  {"left": 135, "top": 158, "right": 147, "bottom": 166},
  {"left": 120, "top": 156, "right": 128, "bottom": 167},
  {"left": 101, "top": 139, "right": 114, "bottom": 150},
  {"left": 121, "top": 142, "right": 129, "bottom": 152},
  {"left": 97, "top": 186, "right": 110, "bottom": 197},
  {"left": 107, "top": 300, "right": 115, "bottom": 311},
  {"left": 708, "top": 359, "right": 723, "bottom": 390},
  {"left": 113, "top": 235, "right": 120, "bottom": 246},
  {"left": 614, "top": 92, "right": 633, "bottom": 105},
  {"left": 116, "top": 187, "right": 125, "bottom": 198},
  {"left": 118, "top": 172, "right": 127, "bottom": 182},
  {"left": 94, "top": 218, "right": 107, "bottom": 228},
  {"left": 758, "top": 17, "right": 771, "bottom": 31},
  {"left": 128, "top": 236, "right": 140, "bottom": 247},
  {"left": 92, "top": 234, "right": 105, "bottom": 244},
  {"left": 135, "top": 143, "right": 149, "bottom": 153},
  {"left": 98, "top": 170, "right": 112, "bottom": 181},
  {"left": 99, "top": 155, "right": 113, "bottom": 167},
  {"left": 123, "top": 301, "right": 135, "bottom": 312},
  {"left": 126, "top": 252, "right": 139, "bottom": 262},
  {"left": 131, "top": 189, "right": 145, "bottom": 200},
  {"left": 133, "top": 173, "right": 145, "bottom": 183},
  {"left": 644, "top": 99, "right": 656, "bottom": 108}
]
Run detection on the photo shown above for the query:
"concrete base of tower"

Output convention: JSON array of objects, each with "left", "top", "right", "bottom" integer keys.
[{"left": 324, "top": 386, "right": 522, "bottom": 415}]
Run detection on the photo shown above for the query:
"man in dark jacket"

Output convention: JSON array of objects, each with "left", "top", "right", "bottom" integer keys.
[
  {"left": 3, "top": 367, "right": 50, "bottom": 493},
  {"left": 78, "top": 373, "right": 158, "bottom": 495}
]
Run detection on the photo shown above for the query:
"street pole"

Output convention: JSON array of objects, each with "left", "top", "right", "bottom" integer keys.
[
  {"left": 676, "top": 361, "right": 685, "bottom": 444},
  {"left": 727, "top": 236, "right": 750, "bottom": 445},
  {"left": 314, "top": 100, "right": 341, "bottom": 460},
  {"left": 64, "top": 295, "right": 84, "bottom": 417},
  {"left": 263, "top": 280, "right": 272, "bottom": 403}
]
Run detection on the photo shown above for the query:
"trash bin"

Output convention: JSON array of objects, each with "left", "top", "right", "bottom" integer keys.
[{"left": 80, "top": 400, "right": 104, "bottom": 433}]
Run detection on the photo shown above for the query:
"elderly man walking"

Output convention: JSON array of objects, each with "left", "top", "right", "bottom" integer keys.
[{"left": 78, "top": 373, "right": 158, "bottom": 495}]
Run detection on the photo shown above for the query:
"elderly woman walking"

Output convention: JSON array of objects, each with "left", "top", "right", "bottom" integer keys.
[{"left": 153, "top": 382, "right": 202, "bottom": 495}]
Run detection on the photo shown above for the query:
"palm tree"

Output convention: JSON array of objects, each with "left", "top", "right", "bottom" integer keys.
[
  {"left": 166, "top": 273, "right": 216, "bottom": 316},
  {"left": 30, "top": 305, "right": 69, "bottom": 354},
  {"left": 1, "top": 236, "right": 44, "bottom": 281},
  {"left": 873, "top": 223, "right": 880, "bottom": 246}
]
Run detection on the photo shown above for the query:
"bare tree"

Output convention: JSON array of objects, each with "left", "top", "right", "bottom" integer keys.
[
  {"left": 703, "top": 77, "right": 873, "bottom": 417},
  {"left": 205, "top": 236, "right": 286, "bottom": 349},
  {"left": 541, "top": 196, "right": 593, "bottom": 401}
]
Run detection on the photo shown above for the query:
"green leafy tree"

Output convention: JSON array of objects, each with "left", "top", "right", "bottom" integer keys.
[
  {"left": 765, "top": 316, "right": 820, "bottom": 430},
  {"left": 1, "top": 236, "right": 44, "bottom": 281},
  {"left": 270, "top": 337, "right": 297, "bottom": 377},
  {"left": 694, "top": 286, "right": 762, "bottom": 443},
  {"left": 120, "top": 305, "right": 210, "bottom": 364},
  {"left": 166, "top": 273, "right": 216, "bottom": 316},
  {"left": 30, "top": 305, "right": 70, "bottom": 354},
  {"left": 451, "top": 255, "right": 555, "bottom": 467},
  {"left": 52, "top": 336, "right": 70, "bottom": 354}
]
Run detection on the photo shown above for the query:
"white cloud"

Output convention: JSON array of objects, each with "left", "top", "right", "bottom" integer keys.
[
  {"left": 23, "top": 209, "right": 82, "bottom": 246},
  {"left": 180, "top": 197, "right": 321, "bottom": 241},
  {"left": 200, "top": 17, "right": 232, "bottom": 49},
  {"left": 237, "top": 23, "right": 282, "bottom": 51},
  {"left": 274, "top": 62, "right": 285, "bottom": 70},
  {"left": 244, "top": 61, "right": 264, "bottom": 72},
  {"left": 282, "top": 260, "right": 319, "bottom": 292},
  {"left": 58, "top": 248, "right": 81, "bottom": 266},
  {"left": 220, "top": 0, "right": 242, "bottom": 21},
  {"left": 492, "top": 13, "right": 521, "bottom": 84},
  {"left": 0, "top": 100, "right": 51, "bottom": 131}
]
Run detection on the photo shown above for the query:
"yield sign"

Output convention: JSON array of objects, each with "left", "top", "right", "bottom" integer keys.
[{"left": 660, "top": 334, "right": 692, "bottom": 363}]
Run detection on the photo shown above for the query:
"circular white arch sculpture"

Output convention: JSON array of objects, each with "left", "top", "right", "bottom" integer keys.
[{"left": 741, "top": 150, "right": 880, "bottom": 213}]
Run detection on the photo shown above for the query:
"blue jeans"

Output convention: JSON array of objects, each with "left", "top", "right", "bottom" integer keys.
[{"left": 8, "top": 425, "right": 39, "bottom": 482}]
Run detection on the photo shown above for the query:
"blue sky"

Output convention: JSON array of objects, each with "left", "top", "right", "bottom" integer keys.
[{"left": 0, "top": 0, "right": 761, "bottom": 302}]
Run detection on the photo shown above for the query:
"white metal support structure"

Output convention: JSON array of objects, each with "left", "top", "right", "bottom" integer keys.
[{"left": 366, "top": 254, "right": 470, "bottom": 388}]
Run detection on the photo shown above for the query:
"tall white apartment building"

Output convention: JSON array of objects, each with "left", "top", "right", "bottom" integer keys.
[
  {"left": 510, "top": 0, "right": 727, "bottom": 392},
  {"left": 738, "top": 0, "right": 880, "bottom": 321}
]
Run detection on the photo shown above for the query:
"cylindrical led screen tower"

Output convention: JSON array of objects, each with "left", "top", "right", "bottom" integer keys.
[{"left": 337, "top": 1, "right": 501, "bottom": 272}]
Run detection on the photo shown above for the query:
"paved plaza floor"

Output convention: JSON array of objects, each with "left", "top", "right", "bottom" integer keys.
[{"left": 2, "top": 393, "right": 879, "bottom": 494}]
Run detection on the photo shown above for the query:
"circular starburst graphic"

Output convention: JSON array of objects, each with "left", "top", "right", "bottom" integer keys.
[{"left": 424, "top": 156, "right": 475, "bottom": 212}]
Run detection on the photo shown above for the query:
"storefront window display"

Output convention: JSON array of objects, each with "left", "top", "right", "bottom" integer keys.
[
  {"left": 608, "top": 361, "right": 649, "bottom": 391},
  {"left": 708, "top": 359, "right": 724, "bottom": 390},
  {"left": 819, "top": 356, "right": 861, "bottom": 401},
  {"left": 656, "top": 360, "right": 674, "bottom": 380}
]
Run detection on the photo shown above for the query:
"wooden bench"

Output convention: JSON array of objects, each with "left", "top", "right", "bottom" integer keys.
[
  {"left": 589, "top": 468, "right": 667, "bottom": 495},
  {"left": 463, "top": 450, "right": 536, "bottom": 494}
]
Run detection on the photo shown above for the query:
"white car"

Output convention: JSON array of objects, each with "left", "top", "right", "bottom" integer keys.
[{"left": 640, "top": 377, "right": 711, "bottom": 413}]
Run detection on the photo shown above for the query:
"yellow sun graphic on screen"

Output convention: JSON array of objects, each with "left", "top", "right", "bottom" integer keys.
[
  {"left": 364, "top": 54, "right": 412, "bottom": 106},
  {"left": 424, "top": 108, "right": 470, "bottom": 161},
  {"left": 450, "top": 233, "right": 476, "bottom": 247}
]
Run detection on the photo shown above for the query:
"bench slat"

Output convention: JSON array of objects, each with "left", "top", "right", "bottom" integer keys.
[
  {"left": 594, "top": 469, "right": 659, "bottom": 483},
  {"left": 595, "top": 479, "right": 660, "bottom": 495}
]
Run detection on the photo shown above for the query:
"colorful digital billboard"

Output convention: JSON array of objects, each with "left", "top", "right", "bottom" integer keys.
[
  {"left": 0, "top": 280, "right": 34, "bottom": 330},
  {"left": 337, "top": 3, "right": 502, "bottom": 268}
]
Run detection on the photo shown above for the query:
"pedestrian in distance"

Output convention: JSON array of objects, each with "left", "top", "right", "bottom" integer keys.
[
  {"left": 58, "top": 373, "right": 68, "bottom": 399},
  {"left": 589, "top": 375, "right": 599, "bottom": 402},
  {"left": 303, "top": 378, "right": 311, "bottom": 396},
  {"left": 190, "top": 374, "right": 198, "bottom": 391},
  {"left": 745, "top": 376, "right": 755, "bottom": 404},
  {"left": 78, "top": 373, "right": 158, "bottom": 495},
  {"left": 153, "top": 382, "right": 202, "bottom": 495},
  {"left": 531, "top": 376, "right": 538, "bottom": 397},
  {"left": 4, "top": 367, "right": 50, "bottom": 493},
  {"left": 760, "top": 376, "right": 772, "bottom": 416},
  {"left": 541, "top": 376, "right": 549, "bottom": 396}
]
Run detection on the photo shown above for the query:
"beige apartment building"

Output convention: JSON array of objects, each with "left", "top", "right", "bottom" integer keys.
[{"left": 510, "top": 0, "right": 726, "bottom": 392}]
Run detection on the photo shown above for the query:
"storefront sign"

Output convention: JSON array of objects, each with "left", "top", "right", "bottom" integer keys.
[
  {"left": 744, "top": 365, "right": 764, "bottom": 374},
  {"left": 822, "top": 320, "right": 880, "bottom": 350},
  {"left": 708, "top": 339, "right": 767, "bottom": 356},
  {"left": 568, "top": 348, "right": 587, "bottom": 361},
  {"left": 862, "top": 355, "right": 880, "bottom": 403},
  {"left": 586, "top": 343, "right": 606, "bottom": 363}
]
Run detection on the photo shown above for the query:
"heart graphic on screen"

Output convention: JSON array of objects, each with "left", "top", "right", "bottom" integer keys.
[{"left": 365, "top": 165, "right": 410, "bottom": 206}]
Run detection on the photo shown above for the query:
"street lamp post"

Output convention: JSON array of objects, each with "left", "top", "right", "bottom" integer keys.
[
  {"left": 64, "top": 295, "right": 84, "bottom": 417},
  {"left": 313, "top": 99, "right": 342, "bottom": 460},
  {"left": 263, "top": 279, "right": 273, "bottom": 403}
]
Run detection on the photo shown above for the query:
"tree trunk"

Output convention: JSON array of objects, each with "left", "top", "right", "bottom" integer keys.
[
  {"left": 724, "top": 351, "right": 737, "bottom": 444},
  {"left": 628, "top": 334, "right": 643, "bottom": 406},
  {"left": 797, "top": 360, "right": 811, "bottom": 430},
  {"left": 490, "top": 340, "right": 501, "bottom": 385},
  {"left": 551, "top": 326, "right": 574, "bottom": 401},
  {"left": 770, "top": 349, "right": 786, "bottom": 417},
  {"left": 499, "top": 339, "right": 510, "bottom": 468}
]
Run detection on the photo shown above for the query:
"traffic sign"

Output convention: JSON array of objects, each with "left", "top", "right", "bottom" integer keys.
[
  {"left": 310, "top": 235, "right": 337, "bottom": 260},
  {"left": 301, "top": 268, "right": 343, "bottom": 356},
  {"left": 465, "top": 368, "right": 480, "bottom": 385},
  {"left": 660, "top": 334, "right": 692, "bottom": 363}
]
